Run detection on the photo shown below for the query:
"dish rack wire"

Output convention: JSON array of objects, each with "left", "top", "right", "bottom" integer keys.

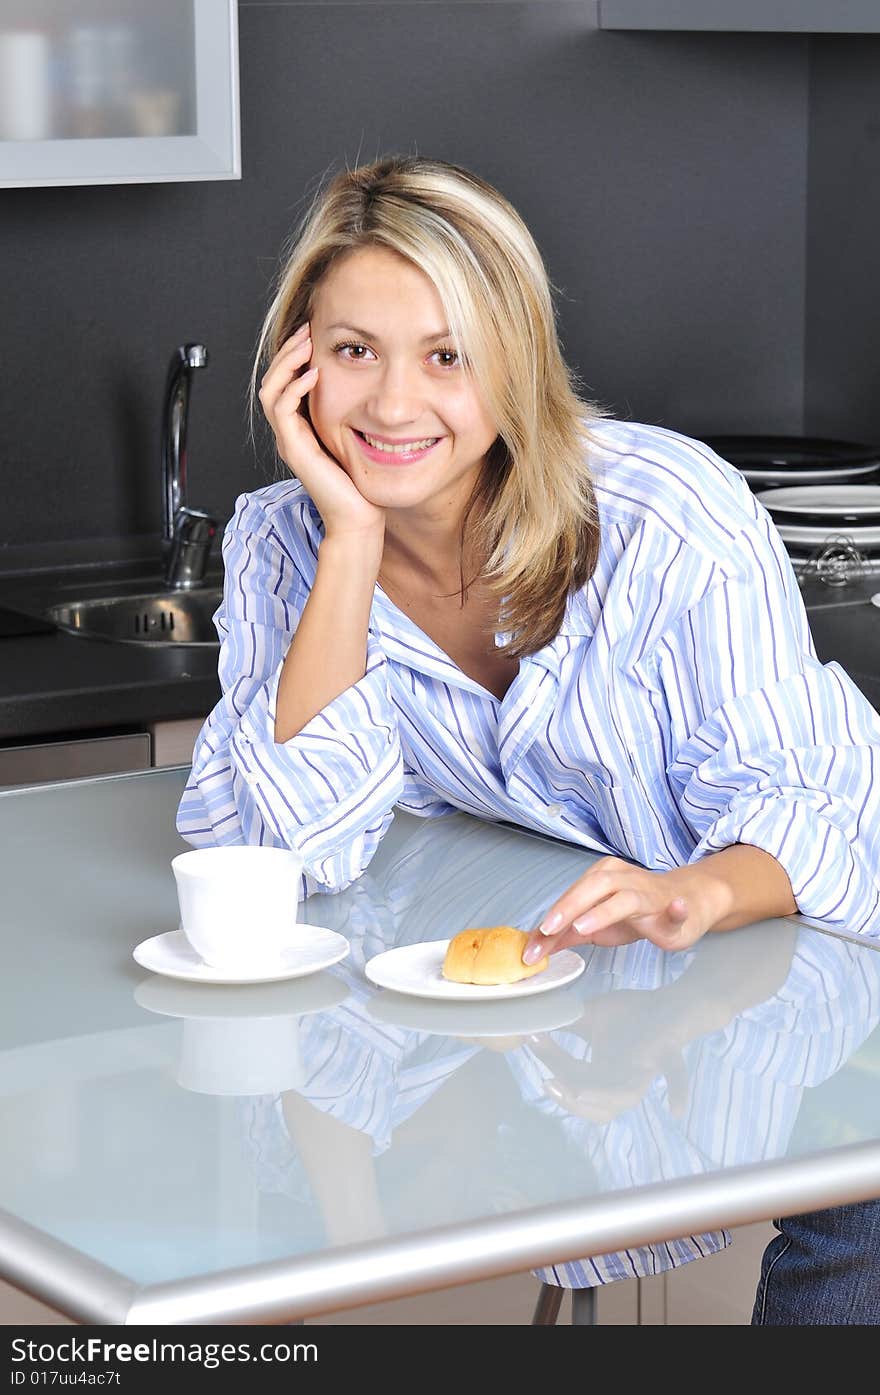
[{"left": 794, "top": 535, "right": 878, "bottom": 588}]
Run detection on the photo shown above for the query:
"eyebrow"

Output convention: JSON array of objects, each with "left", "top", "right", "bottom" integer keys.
[{"left": 325, "top": 322, "right": 452, "bottom": 343}]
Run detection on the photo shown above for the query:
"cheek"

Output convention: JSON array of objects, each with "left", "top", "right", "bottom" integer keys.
[
  {"left": 310, "top": 370, "right": 353, "bottom": 429},
  {"left": 304, "top": 391, "right": 337, "bottom": 458},
  {"left": 307, "top": 380, "right": 337, "bottom": 435},
  {"left": 447, "top": 384, "right": 496, "bottom": 441},
  {"left": 456, "top": 408, "right": 497, "bottom": 450}
]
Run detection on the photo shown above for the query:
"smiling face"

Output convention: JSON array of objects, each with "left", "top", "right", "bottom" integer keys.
[{"left": 307, "top": 246, "right": 498, "bottom": 530}]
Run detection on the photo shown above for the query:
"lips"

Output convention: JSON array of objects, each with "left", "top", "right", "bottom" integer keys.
[
  {"left": 352, "top": 428, "right": 443, "bottom": 465},
  {"left": 362, "top": 430, "right": 438, "bottom": 448}
]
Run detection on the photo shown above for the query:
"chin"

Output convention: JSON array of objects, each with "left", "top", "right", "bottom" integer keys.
[{"left": 358, "top": 478, "right": 424, "bottom": 507}]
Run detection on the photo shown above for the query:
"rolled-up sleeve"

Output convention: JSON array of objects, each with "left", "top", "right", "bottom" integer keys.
[
  {"left": 661, "top": 518, "right": 880, "bottom": 938},
  {"left": 177, "top": 490, "right": 406, "bottom": 894}
]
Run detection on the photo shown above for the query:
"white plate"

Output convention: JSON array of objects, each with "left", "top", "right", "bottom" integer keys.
[
  {"left": 364, "top": 939, "right": 586, "bottom": 1002},
  {"left": 132, "top": 927, "right": 349, "bottom": 985},
  {"left": 755, "top": 485, "right": 880, "bottom": 517},
  {"left": 743, "top": 462, "right": 879, "bottom": 486},
  {"left": 775, "top": 522, "right": 880, "bottom": 548},
  {"left": 366, "top": 984, "right": 584, "bottom": 1037}
]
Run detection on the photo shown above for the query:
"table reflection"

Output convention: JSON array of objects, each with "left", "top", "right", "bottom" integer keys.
[{"left": 211, "top": 813, "right": 880, "bottom": 1273}]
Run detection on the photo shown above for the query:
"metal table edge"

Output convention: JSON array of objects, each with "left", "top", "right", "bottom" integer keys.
[
  {"left": 0, "top": 1209, "right": 138, "bottom": 1325},
  {"left": 7, "top": 1141, "right": 875, "bottom": 1326},
  {"left": 0, "top": 764, "right": 192, "bottom": 801}
]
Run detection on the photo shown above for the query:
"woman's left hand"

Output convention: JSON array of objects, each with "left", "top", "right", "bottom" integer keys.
[{"left": 522, "top": 857, "right": 721, "bottom": 964}]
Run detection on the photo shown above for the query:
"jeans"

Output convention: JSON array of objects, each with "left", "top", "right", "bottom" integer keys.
[{"left": 752, "top": 1199, "right": 880, "bottom": 1325}]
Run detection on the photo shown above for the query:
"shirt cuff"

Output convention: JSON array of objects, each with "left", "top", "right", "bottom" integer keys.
[
  {"left": 231, "top": 640, "right": 404, "bottom": 889},
  {"left": 690, "top": 794, "right": 880, "bottom": 938}
]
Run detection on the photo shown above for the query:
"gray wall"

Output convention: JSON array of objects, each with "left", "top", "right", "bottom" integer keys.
[
  {"left": 805, "top": 35, "right": 880, "bottom": 444},
  {"left": 0, "top": 3, "right": 877, "bottom": 557}
]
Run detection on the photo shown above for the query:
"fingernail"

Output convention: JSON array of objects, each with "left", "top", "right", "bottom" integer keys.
[
  {"left": 538, "top": 911, "right": 563, "bottom": 936},
  {"left": 522, "top": 942, "right": 545, "bottom": 965},
  {"left": 572, "top": 915, "right": 595, "bottom": 936}
]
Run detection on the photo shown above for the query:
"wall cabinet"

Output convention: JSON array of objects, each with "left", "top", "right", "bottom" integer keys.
[
  {"left": 0, "top": 0, "right": 239, "bottom": 188},
  {"left": 598, "top": 1, "right": 880, "bottom": 31}
]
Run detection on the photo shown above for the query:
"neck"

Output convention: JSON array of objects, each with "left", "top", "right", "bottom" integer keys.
[{"left": 381, "top": 508, "right": 476, "bottom": 595}]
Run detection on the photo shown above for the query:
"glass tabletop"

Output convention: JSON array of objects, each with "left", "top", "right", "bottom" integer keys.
[{"left": 1, "top": 767, "right": 879, "bottom": 1323}]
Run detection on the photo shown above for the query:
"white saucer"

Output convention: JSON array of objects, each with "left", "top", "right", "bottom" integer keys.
[
  {"left": 132, "top": 927, "right": 350, "bottom": 985},
  {"left": 364, "top": 939, "right": 586, "bottom": 1002}
]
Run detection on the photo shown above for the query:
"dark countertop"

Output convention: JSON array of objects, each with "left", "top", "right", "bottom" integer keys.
[
  {"left": 0, "top": 629, "right": 222, "bottom": 742},
  {"left": 797, "top": 570, "right": 880, "bottom": 713},
  {"left": 0, "top": 556, "right": 876, "bottom": 746},
  {"left": 0, "top": 557, "right": 223, "bottom": 743}
]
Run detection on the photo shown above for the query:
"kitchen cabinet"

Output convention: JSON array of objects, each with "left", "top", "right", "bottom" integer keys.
[
  {"left": 598, "top": 0, "right": 880, "bottom": 31},
  {"left": 0, "top": 717, "right": 205, "bottom": 790},
  {"left": 0, "top": 731, "right": 151, "bottom": 789},
  {"left": 148, "top": 715, "right": 204, "bottom": 768},
  {"left": 0, "top": 0, "right": 239, "bottom": 188}
]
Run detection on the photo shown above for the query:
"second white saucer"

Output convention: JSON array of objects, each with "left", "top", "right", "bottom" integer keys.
[{"left": 364, "top": 940, "right": 586, "bottom": 1001}]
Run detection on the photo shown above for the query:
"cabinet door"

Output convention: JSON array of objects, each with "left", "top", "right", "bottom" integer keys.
[
  {"left": 0, "top": 732, "right": 151, "bottom": 788},
  {"left": 149, "top": 716, "right": 204, "bottom": 768},
  {"left": 0, "top": 0, "right": 239, "bottom": 187}
]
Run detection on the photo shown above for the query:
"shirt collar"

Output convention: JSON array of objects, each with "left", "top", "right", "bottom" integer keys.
[
  {"left": 501, "top": 590, "right": 595, "bottom": 675},
  {"left": 370, "top": 584, "right": 490, "bottom": 696},
  {"left": 372, "top": 580, "right": 594, "bottom": 686}
]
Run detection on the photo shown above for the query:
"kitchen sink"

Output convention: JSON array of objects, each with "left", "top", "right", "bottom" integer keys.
[{"left": 46, "top": 586, "right": 223, "bottom": 647}]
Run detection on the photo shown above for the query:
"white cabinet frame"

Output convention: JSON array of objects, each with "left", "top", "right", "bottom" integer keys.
[{"left": 0, "top": 1, "right": 240, "bottom": 189}]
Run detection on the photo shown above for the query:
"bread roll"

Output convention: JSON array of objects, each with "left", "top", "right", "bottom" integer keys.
[{"left": 442, "top": 926, "right": 549, "bottom": 985}]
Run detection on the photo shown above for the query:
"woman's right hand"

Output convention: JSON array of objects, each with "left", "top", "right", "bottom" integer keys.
[{"left": 258, "top": 323, "right": 386, "bottom": 541}]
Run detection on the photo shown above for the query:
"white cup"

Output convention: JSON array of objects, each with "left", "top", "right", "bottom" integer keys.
[{"left": 171, "top": 845, "right": 305, "bottom": 971}]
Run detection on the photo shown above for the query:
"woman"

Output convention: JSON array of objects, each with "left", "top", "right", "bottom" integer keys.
[{"left": 178, "top": 154, "right": 880, "bottom": 1323}]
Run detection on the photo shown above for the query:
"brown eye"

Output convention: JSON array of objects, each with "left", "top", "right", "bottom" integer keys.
[{"left": 331, "top": 341, "right": 374, "bottom": 361}]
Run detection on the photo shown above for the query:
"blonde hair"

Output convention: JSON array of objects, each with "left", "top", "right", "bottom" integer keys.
[{"left": 253, "top": 154, "right": 608, "bottom": 657}]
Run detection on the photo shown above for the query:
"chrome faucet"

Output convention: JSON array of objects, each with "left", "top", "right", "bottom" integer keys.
[{"left": 161, "top": 343, "right": 217, "bottom": 589}]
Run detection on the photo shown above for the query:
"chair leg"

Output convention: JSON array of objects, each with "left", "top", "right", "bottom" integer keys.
[
  {"left": 532, "top": 1281, "right": 565, "bottom": 1325},
  {"left": 571, "top": 1286, "right": 597, "bottom": 1325}
]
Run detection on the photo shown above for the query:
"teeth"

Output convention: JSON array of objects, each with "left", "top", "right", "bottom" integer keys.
[{"left": 361, "top": 432, "right": 438, "bottom": 454}]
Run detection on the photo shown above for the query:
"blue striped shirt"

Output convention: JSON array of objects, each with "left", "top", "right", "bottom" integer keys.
[{"left": 178, "top": 418, "right": 880, "bottom": 941}]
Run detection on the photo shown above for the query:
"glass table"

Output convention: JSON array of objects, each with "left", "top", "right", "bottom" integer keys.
[{"left": 1, "top": 767, "right": 879, "bottom": 1324}]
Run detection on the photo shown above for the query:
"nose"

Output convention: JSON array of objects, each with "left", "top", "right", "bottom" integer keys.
[{"left": 366, "top": 358, "right": 424, "bottom": 426}]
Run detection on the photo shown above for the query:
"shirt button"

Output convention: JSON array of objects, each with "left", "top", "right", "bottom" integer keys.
[{"left": 546, "top": 803, "right": 563, "bottom": 818}]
